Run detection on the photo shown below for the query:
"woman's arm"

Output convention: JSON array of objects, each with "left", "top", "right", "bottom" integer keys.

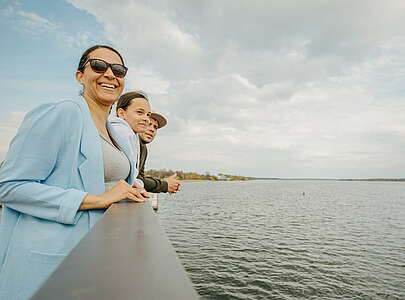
[{"left": 0, "top": 102, "right": 87, "bottom": 224}]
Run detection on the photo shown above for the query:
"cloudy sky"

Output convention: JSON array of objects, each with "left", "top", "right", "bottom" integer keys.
[{"left": 1, "top": 0, "right": 405, "bottom": 178}]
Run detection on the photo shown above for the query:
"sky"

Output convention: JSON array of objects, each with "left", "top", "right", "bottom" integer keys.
[{"left": 1, "top": 0, "right": 405, "bottom": 178}]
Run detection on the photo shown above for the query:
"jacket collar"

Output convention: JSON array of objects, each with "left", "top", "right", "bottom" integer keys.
[{"left": 74, "top": 98, "right": 105, "bottom": 194}]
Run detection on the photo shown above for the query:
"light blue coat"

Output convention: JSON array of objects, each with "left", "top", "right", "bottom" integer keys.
[{"left": 0, "top": 98, "right": 137, "bottom": 299}]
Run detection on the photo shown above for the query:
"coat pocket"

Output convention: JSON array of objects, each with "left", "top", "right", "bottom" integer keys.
[
  {"left": 28, "top": 250, "right": 66, "bottom": 264},
  {"left": 18, "top": 250, "right": 66, "bottom": 299}
]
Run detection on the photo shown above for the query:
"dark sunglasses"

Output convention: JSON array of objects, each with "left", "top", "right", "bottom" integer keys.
[{"left": 83, "top": 58, "right": 128, "bottom": 78}]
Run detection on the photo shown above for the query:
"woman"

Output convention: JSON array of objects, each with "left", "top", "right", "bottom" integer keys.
[
  {"left": 108, "top": 91, "right": 151, "bottom": 187},
  {"left": 0, "top": 45, "right": 148, "bottom": 299}
]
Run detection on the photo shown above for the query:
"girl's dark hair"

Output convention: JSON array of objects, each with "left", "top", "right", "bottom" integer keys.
[
  {"left": 116, "top": 91, "right": 149, "bottom": 115},
  {"left": 77, "top": 45, "right": 125, "bottom": 72}
]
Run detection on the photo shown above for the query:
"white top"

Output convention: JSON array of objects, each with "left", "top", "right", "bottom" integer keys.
[{"left": 108, "top": 115, "right": 144, "bottom": 187}]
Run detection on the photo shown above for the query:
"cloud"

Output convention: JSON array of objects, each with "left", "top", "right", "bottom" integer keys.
[
  {"left": 55, "top": 31, "right": 97, "bottom": 50},
  {"left": 15, "top": 0, "right": 405, "bottom": 177},
  {"left": 68, "top": 0, "right": 203, "bottom": 77},
  {"left": 16, "top": 10, "right": 58, "bottom": 31},
  {"left": 125, "top": 68, "right": 170, "bottom": 95},
  {"left": 1, "top": 2, "right": 97, "bottom": 51},
  {"left": 0, "top": 3, "right": 60, "bottom": 34},
  {"left": 147, "top": 71, "right": 405, "bottom": 177}
]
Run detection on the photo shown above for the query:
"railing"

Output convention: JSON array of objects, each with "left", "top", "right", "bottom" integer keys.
[{"left": 30, "top": 201, "right": 199, "bottom": 300}]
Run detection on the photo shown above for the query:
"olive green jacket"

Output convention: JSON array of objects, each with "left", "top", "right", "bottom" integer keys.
[{"left": 137, "top": 141, "right": 168, "bottom": 193}]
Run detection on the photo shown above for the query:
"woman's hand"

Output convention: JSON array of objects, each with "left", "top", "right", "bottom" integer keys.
[{"left": 80, "top": 180, "right": 150, "bottom": 210}]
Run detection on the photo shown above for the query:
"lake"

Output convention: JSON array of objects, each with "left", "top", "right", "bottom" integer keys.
[{"left": 158, "top": 180, "right": 405, "bottom": 300}]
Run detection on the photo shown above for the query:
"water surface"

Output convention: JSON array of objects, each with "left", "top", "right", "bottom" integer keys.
[{"left": 158, "top": 180, "right": 405, "bottom": 299}]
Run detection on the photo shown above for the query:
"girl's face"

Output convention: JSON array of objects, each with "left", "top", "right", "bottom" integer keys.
[
  {"left": 117, "top": 98, "right": 151, "bottom": 133},
  {"left": 76, "top": 47, "right": 125, "bottom": 106}
]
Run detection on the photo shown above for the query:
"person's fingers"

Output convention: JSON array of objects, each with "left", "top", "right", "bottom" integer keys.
[
  {"left": 131, "top": 188, "right": 143, "bottom": 197},
  {"left": 128, "top": 188, "right": 145, "bottom": 201},
  {"left": 168, "top": 184, "right": 176, "bottom": 193},
  {"left": 168, "top": 183, "right": 180, "bottom": 193},
  {"left": 132, "top": 187, "right": 150, "bottom": 197},
  {"left": 125, "top": 191, "right": 145, "bottom": 202},
  {"left": 140, "top": 190, "right": 150, "bottom": 198}
]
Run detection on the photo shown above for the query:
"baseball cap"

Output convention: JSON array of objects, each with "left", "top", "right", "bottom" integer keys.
[{"left": 150, "top": 112, "right": 167, "bottom": 129}]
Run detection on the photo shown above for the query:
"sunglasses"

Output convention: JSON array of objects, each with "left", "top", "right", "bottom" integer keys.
[{"left": 83, "top": 58, "right": 128, "bottom": 78}]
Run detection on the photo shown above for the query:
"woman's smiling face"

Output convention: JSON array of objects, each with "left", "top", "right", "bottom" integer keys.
[
  {"left": 76, "top": 47, "right": 125, "bottom": 106},
  {"left": 117, "top": 97, "right": 151, "bottom": 133}
]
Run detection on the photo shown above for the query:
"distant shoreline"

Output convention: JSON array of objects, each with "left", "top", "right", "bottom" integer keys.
[
  {"left": 180, "top": 179, "right": 210, "bottom": 182},
  {"left": 337, "top": 178, "right": 405, "bottom": 182},
  {"left": 149, "top": 169, "right": 404, "bottom": 183},
  {"left": 181, "top": 178, "right": 405, "bottom": 182},
  {"left": 252, "top": 178, "right": 405, "bottom": 182}
]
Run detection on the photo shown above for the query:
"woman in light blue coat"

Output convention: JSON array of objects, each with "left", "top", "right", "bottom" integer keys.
[{"left": 0, "top": 45, "right": 148, "bottom": 299}]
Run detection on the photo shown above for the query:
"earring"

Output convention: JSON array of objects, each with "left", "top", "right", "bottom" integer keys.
[{"left": 79, "top": 84, "right": 85, "bottom": 96}]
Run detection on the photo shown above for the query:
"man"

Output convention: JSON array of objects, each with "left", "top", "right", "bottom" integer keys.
[{"left": 138, "top": 113, "right": 181, "bottom": 193}]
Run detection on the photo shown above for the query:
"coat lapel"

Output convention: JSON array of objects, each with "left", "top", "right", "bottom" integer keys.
[{"left": 75, "top": 99, "right": 105, "bottom": 195}]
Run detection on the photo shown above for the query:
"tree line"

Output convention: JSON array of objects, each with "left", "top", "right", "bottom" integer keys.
[{"left": 145, "top": 169, "right": 255, "bottom": 181}]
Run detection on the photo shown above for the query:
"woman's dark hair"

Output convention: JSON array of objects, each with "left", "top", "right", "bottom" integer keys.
[
  {"left": 77, "top": 45, "right": 125, "bottom": 72},
  {"left": 116, "top": 91, "right": 149, "bottom": 115}
]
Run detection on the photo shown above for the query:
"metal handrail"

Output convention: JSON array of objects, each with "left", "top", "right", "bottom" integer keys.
[{"left": 31, "top": 201, "right": 199, "bottom": 300}]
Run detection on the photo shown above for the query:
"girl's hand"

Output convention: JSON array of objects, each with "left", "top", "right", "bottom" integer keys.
[{"left": 80, "top": 180, "right": 150, "bottom": 210}]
